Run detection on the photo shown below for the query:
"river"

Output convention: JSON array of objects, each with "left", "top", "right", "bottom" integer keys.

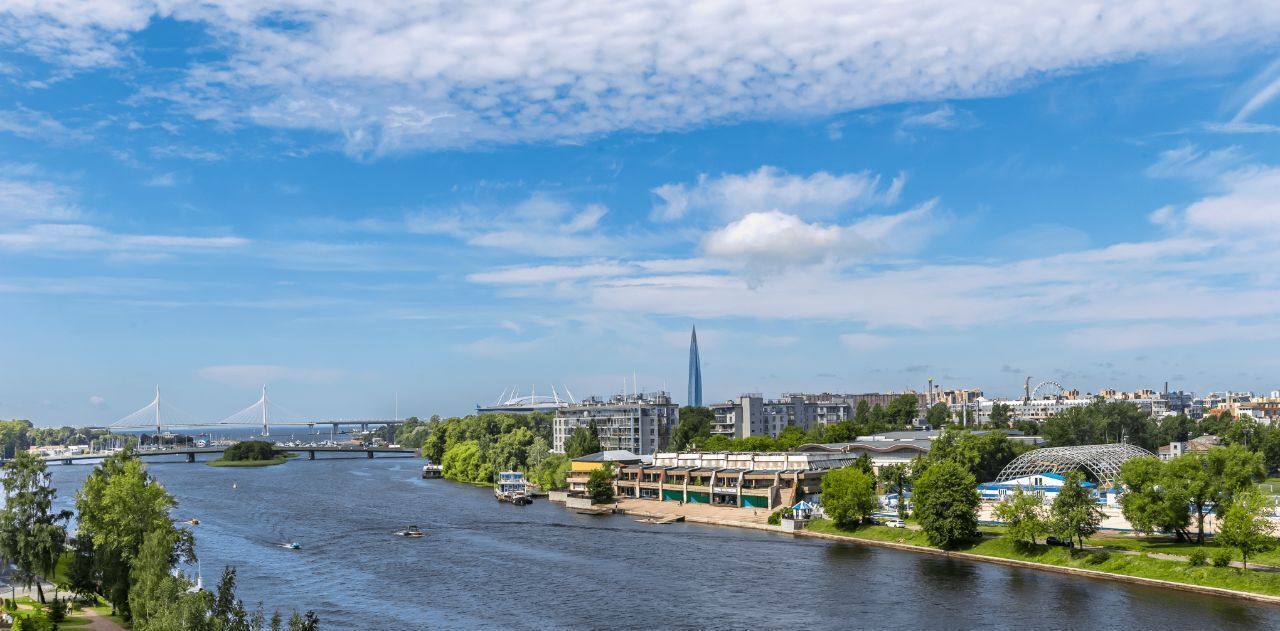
[{"left": 45, "top": 455, "right": 1280, "bottom": 630}]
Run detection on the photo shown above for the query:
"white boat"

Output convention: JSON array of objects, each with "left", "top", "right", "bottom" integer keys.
[
  {"left": 394, "top": 525, "right": 424, "bottom": 538},
  {"left": 495, "top": 471, "right": 532, "bottom": 505}
]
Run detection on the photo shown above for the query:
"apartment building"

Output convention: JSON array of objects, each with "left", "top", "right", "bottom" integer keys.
[{"left": 552, "top": 392, "right": 679, "bottom": 455}]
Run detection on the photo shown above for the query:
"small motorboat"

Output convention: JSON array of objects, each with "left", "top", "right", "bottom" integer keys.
[
  {"left": 186, "top": 518, "right": 200, "bottom": 525},
  {"left": 282, "top": 542, "right": 301, "bottom": 550},
  {"left": 394, "top": 526, "right": 424, "bottom": 538}
]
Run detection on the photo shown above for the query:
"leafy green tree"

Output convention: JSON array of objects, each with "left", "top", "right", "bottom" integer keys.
[
  {"left": 65, "top": 534, "right": 99, "bottom": 601},
  {"left": 0, "top": 451, "right": 71, "bottom": 603},
  {"left": 1207, "top": 445, "right": 1266, "bottom": 520},
  {"left": 885, "top": 395, "right": 921, "bottom": 427},
  {"left": 776, "top": 426, "right": 809, "bottom": 450},
  {"left": 989, "top": 403, "right": 1012, "bottom": 428},
  {"left": 1157, "top": 414, "right": 1196, "bottom": 445},
  {"left": 586, "top": 463, "right": 615, "bottom": 503},
  {"left": 564, "top": 421, "right": 602, "bottom": 459},
  {"left": 994, "top": 487, "right": 1047, "bottom": 545},
  {"left": 490, "top": 427, "right": 536, "bottom": 472},
  {"left": 441, "top": 440, "right": 494, "bottom": 484},
  {"left": 1217, "top": 488, "right": 1276, "bottom": 570},
  {"left": 76, "top": 449, "right": 192, "bottom": 616},
  {"left": 877, "top": 463, "right": 911, "bottom": 520},
  {"left": 670, "top": 407, "right": 713, "bottom": 451},
  {"left": 926, "top": 428, "right": 1026, "bottom": 483},
  {"left": 1118, "top": 456, "right": 1191, "bottom": 541},
  {"left": 913, "top": 460, "right": 979, "bottom": 548},
  {"left": 926, "top": 403, "right": 951, "bottom": 428},
  {"left": 1049, "top": 471, "right": 1104, "bottom": 549},
  {"left": 822, "top": 420, "right": 857, "bottom": 443},
  {"left": 531, "top": 453, "right": 571, "bottom": 491},
  {"left": 854, "top": 400, "right": 870, "bottom": 425},
  {"left": 127, "top": 527, "right": 215, "bottom": 631},
  {"left": 222, "top": 440, "right": 277, "bottom": 462},
  {"left": 821, "top": 467, "right": 877, "bottom": 528}
]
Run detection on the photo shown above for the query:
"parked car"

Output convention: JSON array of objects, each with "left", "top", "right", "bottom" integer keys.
[
  {"left": 885, "top": 519, "right": 907, "bottom": 529},
  {"left": 1046, "top": 536, "right": 1070, "bottom": 546}
]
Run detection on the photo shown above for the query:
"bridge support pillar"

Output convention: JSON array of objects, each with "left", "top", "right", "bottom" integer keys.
[
  {"left": 187, "top": 452, "right": 196, "bottom": 463},
  {"left": 308, "top": 450, "right": 315, "bottom": 460},
  {"left": 367, "top": 450, "right": 374, "bottom": 459}
]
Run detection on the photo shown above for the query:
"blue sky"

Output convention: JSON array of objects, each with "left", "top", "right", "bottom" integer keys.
[{"left": 4, "top": 3, "right": 1280, "bottom": 425}]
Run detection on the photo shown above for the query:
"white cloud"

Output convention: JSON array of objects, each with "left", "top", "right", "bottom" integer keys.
[
  {"left": 1178, "top": 166, "right": 1280, "bottom": 239},
  {"left": 197, "top": 364, "right": 346, "bottom": 387},
  {"left": 1145, "top": 144, "right": 1247, "bottom": 180},
  {"left": 144, "top": 172, "right": 180, "bottom": 187},
  {"left": 897, "top": 104, "right": 978, "bottom": 137},
  {"left": 1231, "top": 58, "right": 1280, "bottom": 123},
  {"left": 0, "top": 177, "right": 79, "bottom": 224},
  {"left": 0, "top": 106, "right": 86, "bottom": 141},
  {"left": 410, "top": 194, "right": 620, "bottom": 258},
  {"left": 467, "top": 262, "right": 634, "bottom": 285},
  {"left": 88, "top": 394, "right": 107, "bottom": 408},
  {"left": 699, "top": 202, "right": 939, "bottom": 277},
  {"left": 8, "top": 2, "right": 1279, "bottom": 154},
  {"left": 0, "top": 223, "right": 248, "bottom": 253},
  {"left": 652, "top": 166, "right": 902, "bottom": 222}
]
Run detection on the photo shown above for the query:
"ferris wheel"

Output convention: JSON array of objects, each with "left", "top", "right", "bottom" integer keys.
[{"left": 1031, "top": 380, "right": 1067, "bottom": 399}]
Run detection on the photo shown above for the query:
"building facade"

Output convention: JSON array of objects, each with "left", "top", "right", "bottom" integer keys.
[
  {"left": 553, "top": 392, "right": 679, "bottom": 455},
  {"left": 688, "top": 326, "right": 703, "bottom": 408}
]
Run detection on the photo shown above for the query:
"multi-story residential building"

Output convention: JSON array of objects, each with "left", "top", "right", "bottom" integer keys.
[
  {"left": 552, "top": 392, "right": 678, "bottom": 455},
  {"left": 710, "top": 394, "right": 766, "bottom": 438}
]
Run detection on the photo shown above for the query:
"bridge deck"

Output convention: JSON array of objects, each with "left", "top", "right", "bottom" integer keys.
[{"left": 28, "top": 445, "right": 418, "bottom": 464}]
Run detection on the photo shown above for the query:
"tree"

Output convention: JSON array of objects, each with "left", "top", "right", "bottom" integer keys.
[
  {"left": 1217, "top": 488, "right": 1276, "bottom": 570},
  {"left": 884, "top": 395, "right": 921, "bottom": 428},
  {"left": 777, "top": 426, "right": 809, "bottom": 450},
  {"left": 490, "top": 427, "right": 536, "bottom": 472},
  {"left": 441, "top": 440, "right": 493, "bottom": 484},
  {"left": 0, "top": 451, "right": 71, "bottom": 603},
  {"left": 989, "top": 403, "right": 1012, "bottom": 428},
  {"left": 670, "top": 407, "right": 713, "bottom": 451},
  {"left": 821, "top": 467, "right": 877, "bottom": 528},
  {"left": 126, "top": 527, "right": 215, "bottom": 631},
  {"left": 65, "top": 534, "right": 99, "bottom": 602},
  {"left": 564, "top": 422, "right": 602, "bottom": 459},
  {"left": 854, "top": 400, "right": 870, "bottom": 425},
  {"left": 913, "top": 460, "right": 979, "bottom": 548},
  {"left": 926, "top": 428, "right": 1026, "bottom": 483},
  {"left": 586, "top": 463, "right": 615, "bottom": 504},
  {"left": 1049, "top": 471, "right": 1104, "bottom": 549},
  {"left": 877, "top": 463, "right": 911, "bottom": 520},
  {"left": 994, "top": 487, "right": 1047, "bottom": 545},
  {"left": 1207, "top": 445, "right": 1266, "bottom": 521},
  {"left": 75, "top": 449, "right": 191, "bottom": 616},
  {"left": 531, "top": 453, "right": 570, "bottom": 491},
  {"left": 1118, "top": 457, "right": 1191, "bottom": 541},
  {"left": 926, "top": 403, "right": 950, "bottom": 428}
]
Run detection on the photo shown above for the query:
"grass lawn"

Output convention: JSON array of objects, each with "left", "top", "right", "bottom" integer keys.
[
  {"left": 805, "top": 519, "right": 1280, "bottom": 598},
  {"left": 206, "top": 456, "right": 289, "bottom": 467},
  {"left": 1091, "top": 534, "right": 1280, "bottom": 567}
]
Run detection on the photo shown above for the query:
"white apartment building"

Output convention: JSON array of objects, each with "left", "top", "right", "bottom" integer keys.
[{"left": 552, "top": 392, "right": 678, "bottom": 455}]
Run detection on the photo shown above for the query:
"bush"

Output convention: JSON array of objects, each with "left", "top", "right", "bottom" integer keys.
[
  {"left": 767, "top": 510, "right": 783, "bottom": 526},
  {"left": 222, "top": 440, "right": 277, "bottom": 461},
  {"left": 1086, "top": 550, "right": 1111, "bottom": 565},
  {"left": 1213, "top": 548, "right": 1234, "bottom": 568},
  {"left": 1187, "top": 549, "right": 1208, "bottom": 567},
  {"left": 48, "top": 597, "right": 66, "bottom": 622}
]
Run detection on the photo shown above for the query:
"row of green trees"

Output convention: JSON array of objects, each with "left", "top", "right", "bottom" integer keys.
[
  {"left": 817, "top": 428, "right": 1032, "bottom": 547},
  {"left": 421, "top": 413, "right": 573, "bottom": 490},
  {"left": 0, "top": 419, "right": 133, "bottom": 459},
  {"left": 0, "top": 449, "right": 319, "bottom": 629}
]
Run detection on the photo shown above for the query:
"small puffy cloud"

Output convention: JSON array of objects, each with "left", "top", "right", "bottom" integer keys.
[
  {"left": 144, "top": 172, "right": 180, "bottom": 187},
  {"left": 89, "top": 395, "right": 107, "bottom": 408},
  {"left": 1179, "top": 166, "right": 1280, "bottom": 239},
  {"left": 652, "top": 166, "right": 903, "bottom": 222}
]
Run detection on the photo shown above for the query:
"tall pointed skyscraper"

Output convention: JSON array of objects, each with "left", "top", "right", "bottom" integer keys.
[{"left": 687, "top": 325, "right": 703, "bottom": 407}]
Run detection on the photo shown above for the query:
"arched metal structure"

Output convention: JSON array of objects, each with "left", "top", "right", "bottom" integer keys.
[
  {"left": 995, "top": 443, "right": 1154, "bottom": 488},
  {"left": 1030, "top": 380, "right": 1066, "bottom": 399}
]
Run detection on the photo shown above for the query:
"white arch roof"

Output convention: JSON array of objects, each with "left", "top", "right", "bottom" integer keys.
[{"left": 995, "top": 443, "right": 1154, "bottom": 488}]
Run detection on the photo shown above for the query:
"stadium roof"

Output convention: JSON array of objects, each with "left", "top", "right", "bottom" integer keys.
[{"left": 995, "top": 443, "right": 1154, "bottom": 488}]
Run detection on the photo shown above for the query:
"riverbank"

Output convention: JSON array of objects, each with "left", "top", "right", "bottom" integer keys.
[{"left": 610, "top": 498, "right": 1280, "bottom": 605}]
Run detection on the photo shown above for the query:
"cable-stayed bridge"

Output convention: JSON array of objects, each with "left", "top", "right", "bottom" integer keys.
[{"left": 104, "top": 387, "right": 404, "bottom": 436}]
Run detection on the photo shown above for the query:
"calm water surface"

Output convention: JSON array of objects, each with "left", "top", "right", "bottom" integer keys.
[{"left": 47, "top": 456, "right": 1280, "bottom": 630}]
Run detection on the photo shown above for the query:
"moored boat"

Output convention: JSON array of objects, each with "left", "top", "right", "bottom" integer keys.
[{"left": 495, "top": 471, "right": 533, "bottom": 505}]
